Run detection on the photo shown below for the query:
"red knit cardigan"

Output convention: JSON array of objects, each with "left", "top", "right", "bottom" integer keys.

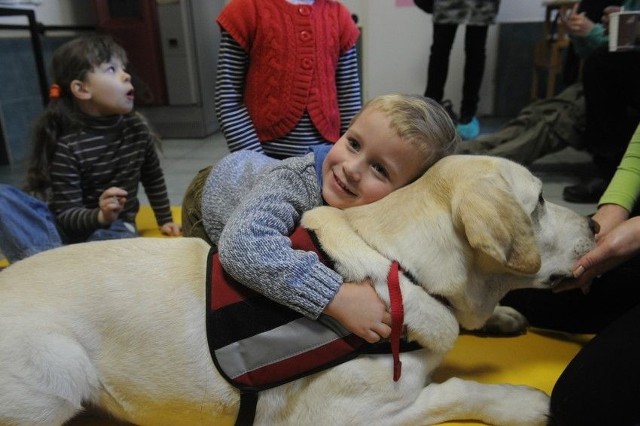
[{"left": 217, "top": 0, "right": 360, "bottom": 143}]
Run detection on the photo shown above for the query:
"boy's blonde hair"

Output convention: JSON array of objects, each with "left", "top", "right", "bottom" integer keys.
[{"left": 352, "top": 94, "right": 460, "bottom": 176}]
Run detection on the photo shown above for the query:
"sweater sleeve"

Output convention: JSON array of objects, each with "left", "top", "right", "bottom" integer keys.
[
  {"left": 214, "top": 31, "right": 264, "bottom": 153},
  {"left": 217, "top": 163, "right": 343, "bottom": 319},
  {"left": 570, "top": 24, "right": 607, "bottom": 59},
  {"left": 599, "top": 124, "right": 640, "bottom": 212},
  {"left": 139, "top": 134, "right": 174, "bottom": 226},
  {"left": 335, "top": 46, "right": 362, "bottom": 134}
]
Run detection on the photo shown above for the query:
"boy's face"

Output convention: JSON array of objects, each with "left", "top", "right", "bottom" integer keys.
[
  {"left": 74, "top": 58, "right": 135, "bottom": 117},
  {"left": 322, "top": 108, "right": 426, "bottom": 209}
]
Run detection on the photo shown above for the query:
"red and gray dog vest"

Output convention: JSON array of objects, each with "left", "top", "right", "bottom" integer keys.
[{"left": 206, "top": 227, "right": 421, "bottom": 425}]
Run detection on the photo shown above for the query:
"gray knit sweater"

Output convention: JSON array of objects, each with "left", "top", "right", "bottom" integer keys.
[{"left": 201, "top": 148, "right": 343, "bottom": 319}]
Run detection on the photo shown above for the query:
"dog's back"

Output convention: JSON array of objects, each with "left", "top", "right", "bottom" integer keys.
[{"left": 0, "top": 238, "right": 238, "bottom": 426}]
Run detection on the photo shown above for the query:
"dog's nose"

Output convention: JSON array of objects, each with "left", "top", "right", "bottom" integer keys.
[{"left": 588, "top": 217, "right": 600, "bottom": 235}]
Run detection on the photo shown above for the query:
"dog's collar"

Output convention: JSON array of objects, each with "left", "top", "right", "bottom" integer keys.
[
  {"left": 387, "top": 261, "right": 404, "bottom": 381},
  {"left": 402, "top": 268, "right": 452, "bottom": 309},
  {"left": 387, "top": 261, "right": 453, "bottom": 382}
]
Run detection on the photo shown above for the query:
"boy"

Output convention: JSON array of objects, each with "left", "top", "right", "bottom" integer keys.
[{"left": 183, "top": 94, "right": 458, "bottom": 342}]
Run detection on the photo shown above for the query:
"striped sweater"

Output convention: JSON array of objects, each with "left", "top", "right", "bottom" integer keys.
[{"left": 48, "top": 112, "right": 173, "bottom": 241}]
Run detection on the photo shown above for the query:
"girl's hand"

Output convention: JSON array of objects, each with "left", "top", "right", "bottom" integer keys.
[
  {"left": 98, "top": 187, "right": 127, "bottom": 224},
  {"left": 561, "top": 4, "right": 595, "bottom": 37},
  {"left": 161, "top": 222, "right": 182, "bottom": 236},
  {"left": 324, "top": 279, "right": 392, "bottom": 343}
]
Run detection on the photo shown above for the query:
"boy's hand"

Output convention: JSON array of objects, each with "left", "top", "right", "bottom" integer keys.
[
  {"left": 98, "top": 187, "right": 127, "bottom": 225},
  {"left": 323, "top": 279, "right": 392, "bottom": 343},
  {"left": 161, "top": 222, "right": 182, "bottom": 236}
]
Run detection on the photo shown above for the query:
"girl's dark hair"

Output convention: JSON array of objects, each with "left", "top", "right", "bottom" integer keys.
[{"left": 25, "top": 34, "right": 127, "bottom": 196}]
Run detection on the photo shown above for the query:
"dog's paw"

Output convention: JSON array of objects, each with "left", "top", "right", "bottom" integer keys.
[
  {"left": 465, "top": 305, "right": 529, "bottom": 337},
  {"left": 513, "top": 386, "right": 551, "bottom": 426}
]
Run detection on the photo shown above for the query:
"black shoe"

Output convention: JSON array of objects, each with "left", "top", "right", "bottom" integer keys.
[{"left": 562, "top": 178, "right": 608, "bottom": 203}]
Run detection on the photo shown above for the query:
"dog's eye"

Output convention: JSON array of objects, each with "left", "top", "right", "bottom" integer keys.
[{"left": 532, "top": 192, "right": 545, "bottom": 220}]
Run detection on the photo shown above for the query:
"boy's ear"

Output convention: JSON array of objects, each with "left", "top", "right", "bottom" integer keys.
[{"left": 70, "top": 79, "right": 91, "bottom": 100}]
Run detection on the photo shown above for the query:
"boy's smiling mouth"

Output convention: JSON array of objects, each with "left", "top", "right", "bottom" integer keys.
[{"left": 333, "top": 170, "right": 356, "bottom": 196}]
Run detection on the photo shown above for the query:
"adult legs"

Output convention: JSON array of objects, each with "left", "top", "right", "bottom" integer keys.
[
  {"left": 424, "top": 23, "right": 458, "bottom": 103},
  {"left": 460, "top": 25, "right": 488, "bottom": 123},
  {"left": 563, "top": 47, "right": 640, "bottom": 202},
  {"left": 563, "top": 0, "right": 624, "bottom": 84},
  {"left": 549, "top": 302, "right": 640, "bottom": 425},
  {"left": 582, "top": 48, "right": 640, "bottom": 178}
]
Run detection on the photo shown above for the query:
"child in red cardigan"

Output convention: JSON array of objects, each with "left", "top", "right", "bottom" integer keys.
[{"left": 215, "top": 0, "right": 362, "bottom": 158}]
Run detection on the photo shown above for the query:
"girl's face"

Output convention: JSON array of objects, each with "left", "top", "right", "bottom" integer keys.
[
  {"left": 74, "top": 57, "right": 134, "bottom": 117},
  {"left": 321, "top": 108, "right": 426, "bottom": 209}
]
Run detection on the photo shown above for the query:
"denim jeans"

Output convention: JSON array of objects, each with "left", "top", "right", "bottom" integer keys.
[{"left": 0, "top": 184, "right": 137, "bottom": 264}]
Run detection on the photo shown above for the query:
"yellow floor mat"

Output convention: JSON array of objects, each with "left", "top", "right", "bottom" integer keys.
[
  {"left": 135, "top": 205, "right": 182, "bottom": 237},
  {"left": 434, "top": 330, "right": 591, "bottom": 425}
]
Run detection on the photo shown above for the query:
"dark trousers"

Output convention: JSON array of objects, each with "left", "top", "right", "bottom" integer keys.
[
  {"left": 562, "top": 0, "right": 624, "bottom": 85},
  {"left": 549, "top": 303, "right": 640, "bottom": 425},
  {"left": 424, "top": 23, "right": 488, "bottom": 122},
  {"left": 502, "top": 250, "right": 640, "bottom": 425},
  {"left": 582, "top": 47, "right": 640, "bottom": 177}
]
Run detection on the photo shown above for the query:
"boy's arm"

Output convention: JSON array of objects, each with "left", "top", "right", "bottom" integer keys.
[
  {"left": 324, "top": 281, "right": 392, "bottom": 343},
  {"left": 218, "top": 165, "right": 342, "bottom": 319}
]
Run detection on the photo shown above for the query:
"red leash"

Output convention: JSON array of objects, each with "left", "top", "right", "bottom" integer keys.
[{"left": 387, "top": 261, "right": 404, "bottom": 381}]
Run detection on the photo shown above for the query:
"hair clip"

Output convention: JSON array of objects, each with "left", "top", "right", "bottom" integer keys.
[{"left": 49, "top": 84, "right": 62, "bottom": 100}]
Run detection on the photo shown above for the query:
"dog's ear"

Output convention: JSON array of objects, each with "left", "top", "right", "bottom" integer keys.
[{"left": 452, "top": 179, "right": 541, "bottom": 275}]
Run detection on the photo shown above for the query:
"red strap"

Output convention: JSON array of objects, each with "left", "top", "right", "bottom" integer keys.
[{"left": 387, "top": 261, "right": 403, "bottom": 381}]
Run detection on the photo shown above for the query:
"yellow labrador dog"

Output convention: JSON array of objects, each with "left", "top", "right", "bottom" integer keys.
[{"left": 0, "top": 155, "right": 595, "bottom": 426}]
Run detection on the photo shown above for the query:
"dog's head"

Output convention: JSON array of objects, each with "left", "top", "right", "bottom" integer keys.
[
  {"left": 324, "top": 155, "right": 597, "bottom": 329},
  {"left": 440, "top": 155, "right": 595, "bottom": 281}
]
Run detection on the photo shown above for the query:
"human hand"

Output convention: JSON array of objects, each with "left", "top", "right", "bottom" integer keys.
[
  {"left": 161, "top": 222, "right": 182, "bottom": 236},
  {"left": 98, "top": 187, "right": 127, "bottom": 224},
  {"left": 561, "top": 4, "right": 595, "bottom": 37},
  {"left": 591, "top": 203, "right": 629, "bottom": 242},
  {"left": 555, "top": 215, "right": 640, "bottom": 293},
  {"left": 323, "top": 279, "right": 392, "bottom": 343}
]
